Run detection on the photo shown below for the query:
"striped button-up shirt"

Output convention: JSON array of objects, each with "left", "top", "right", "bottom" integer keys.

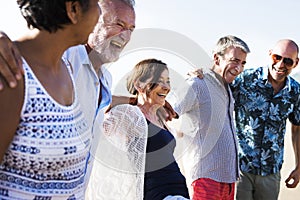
[{"left": 169, "top": 69, "right": 239, "bottom": 186}]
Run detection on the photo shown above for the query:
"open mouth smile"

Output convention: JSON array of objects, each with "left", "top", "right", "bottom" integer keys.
[
  {"left": 272, "top": 66, "right": 287, "bottom": 73},
  {"left": 157, "top": 93, "right": 167, "bottom": 97},
  {"left": 111, "top": 40, "right": 123, "bottom": 48}
]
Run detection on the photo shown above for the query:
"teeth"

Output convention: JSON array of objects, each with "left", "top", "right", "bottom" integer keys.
[
  {"left": 158, "top": 93, "right": 166, "bottom": 97},
  {"left": 111, "top": 41, "right": 122, "bottom": 48},
  {"left": 229, "top": 71, "right": 237, "bottom": 76},
  {"left": 273, "top": 66, "right": 286, "bottom": 73}
]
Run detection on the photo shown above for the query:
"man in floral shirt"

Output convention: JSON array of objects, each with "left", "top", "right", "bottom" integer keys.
[{"left": 232, "top": 39, "right": 300, "bottom": 200}]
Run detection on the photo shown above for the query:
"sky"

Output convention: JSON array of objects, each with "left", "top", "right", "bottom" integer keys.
[
  {"left": 133, "top": 0, "right": 300, "bottom": 68},
  {"left": 1, "top": 2, "right": 300, "bottom": 198},
  {"left": 116, "top": 0, "right": 300, "bottom": 92},
  {"left": 1, "top": 0, "right": 300, "bottom": 90},
  {"left": 1, "top": 0, "right": 300, "bottom": 65}
]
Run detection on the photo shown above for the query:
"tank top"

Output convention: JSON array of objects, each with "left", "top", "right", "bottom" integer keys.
[
  {"left": 144, "top": 121, "right": 189, "bottom": 200},
  {"left": 0, "top": 58, "right": 91, "bottom": 200}
]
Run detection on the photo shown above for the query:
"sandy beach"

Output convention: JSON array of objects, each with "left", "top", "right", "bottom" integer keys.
[
  {"left": 175, "top": 120, "right": 300, "bottom": 200},
  {"left": 278, "top": 122, "right": 300, "bottom": 200}
]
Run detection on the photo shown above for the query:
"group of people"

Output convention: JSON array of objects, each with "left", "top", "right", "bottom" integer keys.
[
  {"left": 169, "top": 37, "right": 300, "bottom": 200},
  {"left": 0, "top": 0, "right": 299, "bottom": 200}
]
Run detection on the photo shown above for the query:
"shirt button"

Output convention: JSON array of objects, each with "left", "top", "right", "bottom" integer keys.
[{"left": 95, "top": 82, "right": 99, "bottom": 86}]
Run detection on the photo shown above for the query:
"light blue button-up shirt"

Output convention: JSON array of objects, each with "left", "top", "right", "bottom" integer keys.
[{"left": 64, "top": 44, "right": 112, "bottom": 189}]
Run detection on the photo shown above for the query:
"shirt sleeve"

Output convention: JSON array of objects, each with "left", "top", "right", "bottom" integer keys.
[
  {"left": 289, "top": 93, "right": 300, "bottom": 126},
  {"left": 169, "top": 77, "right": 199, "bottom": 116}
]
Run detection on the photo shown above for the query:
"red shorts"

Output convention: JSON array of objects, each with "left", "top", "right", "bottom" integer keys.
[{"left": 192, "top": 178, "right": 235, "bottom": 200}]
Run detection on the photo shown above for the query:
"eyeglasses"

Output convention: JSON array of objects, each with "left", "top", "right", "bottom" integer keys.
[{"left": 271, "top": 54, "right": 294, "bottom": 68}]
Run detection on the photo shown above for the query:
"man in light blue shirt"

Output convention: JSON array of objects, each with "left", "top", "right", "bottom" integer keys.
[
  {"left": 62, "top": 0, "right": 136, "bottom": 194},
  {"left": 0, "top": 0, "right": 136, "bottom": 197}
]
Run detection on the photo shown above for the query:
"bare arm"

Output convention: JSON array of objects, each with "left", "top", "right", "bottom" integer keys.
[
  {"left": 110, "top": 95, "right": 137, "bottom": 108},
  {"left": 0, "top": 31, "right": 23, "bottom": 90},
  {"left": 0, "top": 75, "right": 24, "bottom": 161},
  {"left": 285, "top": 124, "right": 300, "bottom": 188}
]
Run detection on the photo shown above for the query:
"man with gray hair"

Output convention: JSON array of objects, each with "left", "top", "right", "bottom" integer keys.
[
  {"left": 63, "top": 0, "right": 136, "bottom": 196},
  {"left": 168, "top": 35, "right": 250, "bottom": 200},
  {"left": 0, "top": 0, "right": 136, "bottom": 198}
]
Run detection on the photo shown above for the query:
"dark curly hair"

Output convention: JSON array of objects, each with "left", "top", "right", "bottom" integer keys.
[{"left": 17, "top": 0, "right": 91, "bottom": 33}]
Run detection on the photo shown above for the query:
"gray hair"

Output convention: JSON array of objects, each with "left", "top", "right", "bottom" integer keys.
[
  {"left": 213, "top": 35, "right": 250, "bottom": 56},
  {"left": 120, "top": 0, "right": 135, "bottom": 7},
  {"left": 99, "top": 0, "right": 135, "bottom": 8}
]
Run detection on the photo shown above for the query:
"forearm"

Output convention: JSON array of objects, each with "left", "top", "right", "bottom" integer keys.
[
  {"left": 111, "top": 95, "right": 137, "bottom": 107},
  {"left": 291, "top": 124, "right": 300, "bottom": 169}
]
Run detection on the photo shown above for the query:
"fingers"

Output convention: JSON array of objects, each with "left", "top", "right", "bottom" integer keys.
[
  {"left": 187, "top": 68, "right": 204, "bottom": 79},
  {"left": 167, "top": 109, "right": 178, "bottom": 120},
  {"left": 285, "top": 175, "right": 300, "bottom": 188},
  {"left": 0, "top": 54, "right": 17, "bottom": 89},
  {"left": 196, "top": 68, "right": 204, "bottom": 78},
  {"left": 12, "top": 43, "right": 24, "bottom": 78},
  {"left": 129, "top": 97, "right": 137, "bottom": 105},
  {"left": 163, "top": 100, "right": 178, "bottom": 121},
  {"left": 285, "top": 178, "right": 298, "bottom": 188},
  {"left": 105, "top": 105, "right": 112, "bottom": 113},
  {"left": 0, "top": 32, "right": 23, "bottom": 90}
]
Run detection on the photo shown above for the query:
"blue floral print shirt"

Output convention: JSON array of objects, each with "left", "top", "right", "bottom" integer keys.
[{"left": 231, "top": 66, "right": 300, "bottom": 176}]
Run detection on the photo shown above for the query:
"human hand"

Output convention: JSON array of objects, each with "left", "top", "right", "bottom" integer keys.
[
  {"left": 187, "top": 68, "right": 204, "bottom": 79},
  {"left": 285, "top": 168, "right": 300, "bottom": 188},
  {"left": 0, "top": 31, "right": 23, "bottom": 90},
  {"left": 162, "top": 100, "right": 178, "bottom": 121},
  {"left": 128, "top": 96, "right": 138, "bottom": 105},
  {"left": 104, "top": 104, "right": 112, "bottom": 113}
]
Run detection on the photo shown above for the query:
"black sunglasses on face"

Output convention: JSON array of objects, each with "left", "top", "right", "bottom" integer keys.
[{"left": 271, "top": 54, "right": 294, "bottom": 68}]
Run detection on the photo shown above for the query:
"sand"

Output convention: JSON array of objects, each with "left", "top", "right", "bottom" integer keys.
[{"left": 278, "top": 122, "right": 300, "bottom": 200}]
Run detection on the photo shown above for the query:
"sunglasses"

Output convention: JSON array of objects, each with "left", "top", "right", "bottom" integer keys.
[{"left": 271, "top": 54, "right": 294, "bottom": 68}]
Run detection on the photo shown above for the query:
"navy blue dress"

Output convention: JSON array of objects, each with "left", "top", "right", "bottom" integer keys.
[{"left": 144, "top": 121, "right": 189, "bottom": 200}]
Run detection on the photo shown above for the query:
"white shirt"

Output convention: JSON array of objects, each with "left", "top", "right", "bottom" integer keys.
[
  {"left": 64, "top": 45, "right": 112, "bottom": 192},
  {"left": 169, "top": 70, "right": 239, "bottom": 187}
]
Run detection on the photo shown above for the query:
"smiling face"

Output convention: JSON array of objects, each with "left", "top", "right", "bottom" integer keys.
[
  {"left": 146, "top": 69, "right": 171, "bottom": 107},
  {"left": 127, "top": 59, "right": 170, "bottom": 108},
  {"left": 213, "top": 46, "right": 247, "bottom": 83},
  {"left": 268, "top": 40, "right": 299, "bottom": 84},
  {"left": 87, "top": 0, "right": 135, "bottom": 64}
]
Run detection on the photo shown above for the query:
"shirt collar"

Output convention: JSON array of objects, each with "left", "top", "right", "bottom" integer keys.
[
  {"left": 77, "top": 45, "right": 91, "bottom": 65},
  {"left": 78, "top": 44, "right": 105, "bottom": 78}
]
